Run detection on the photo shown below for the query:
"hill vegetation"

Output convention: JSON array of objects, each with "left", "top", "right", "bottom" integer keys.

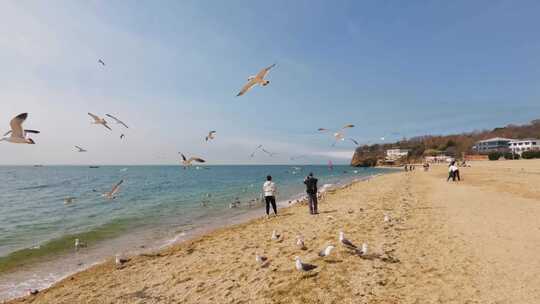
[{"left": 351, "top": 119, "right": 540, "bottom": 166}]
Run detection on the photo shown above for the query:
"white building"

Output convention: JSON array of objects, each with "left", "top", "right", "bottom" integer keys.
[
  {"left": 509, "top": 139, "right": 540, "bottom": 155},
  {"left": 472, "top": 137, "right": 513, "bottom": 154},
  {"left": 386, "top": 149, "right": 409, "bottom": 160}
]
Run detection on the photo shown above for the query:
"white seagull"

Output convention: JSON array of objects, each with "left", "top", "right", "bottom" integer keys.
[
  {"left": 339, "top": 231, "right": 357, "bottom": 249},
  {"left": 179, "top": 153, "right": 206, "bottom": 169},
  {"left": 384, "top": 213, "right": 390, "bottom": 223},
  {"left": 295, "top": 256, "right": 317, "bottom": 272},
  {"left": 271, "top": 230, "right": 281, "bottom": 241},
  {"left": 1, "top": 113, "right": 40, "bottom": 144},
  {"left": 115, "top": 254, "right": 129, "bottom": 268},
  {"left": 74, "top": 238, "right": 87, "bottom": 250},
  {"left": 318, "top": 245, "right": 335, "bottom": 257},
  {"left": 318, "top": 124, "right": 355, "bottom": 144},
  {"left": 205, "top": 131, "right": 217, "bottom": 142},
  {"left": 255, "top": 253, "right": 268, "bottom": 265},
  {"left": 296, "top": 235, "right": 307, "bottom": 250},
  {"left": 64, "top": 197, "right": 76, "bottom": 204},
  {"left": 106, "top": 114, "right": 129, "bottom": 128},
  {"left": 88, "top": 113, "right": 112, "bottom": 131},
  {"left": 236, "top": 64, "right": 276, "bottom": 96},
  {"left": 75, "top": 145, "right": 87, "bottom": 152},
  {"left": 103, "top": 179, "right": 124, "bottom": 200}
]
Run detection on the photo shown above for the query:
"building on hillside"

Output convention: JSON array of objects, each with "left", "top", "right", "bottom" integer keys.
[
  {"left": 509, "top": 139, "right": 540, "bottom": 155},
  {"left": 472, "top": 137, "right": 513, "bottom": 154},
  {"left": 385, "top": 148, "right": 409, "bottom": 161},
  {"left": 424, "top": 155, "right": 452, "bottom": 163}
]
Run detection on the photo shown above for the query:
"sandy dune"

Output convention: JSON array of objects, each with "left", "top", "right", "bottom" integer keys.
[{"left": 7, "top": 160, "right": 540, "bottom": 303}]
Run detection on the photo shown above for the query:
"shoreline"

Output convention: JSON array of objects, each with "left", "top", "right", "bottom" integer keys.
[{"left": 0, "top": 171, "right": 387, "bottom": 301}]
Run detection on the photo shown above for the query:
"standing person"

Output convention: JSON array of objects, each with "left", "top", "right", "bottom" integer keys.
[
  {"left": 453, "top": 163, "right": 461, "bottom": 181},
  {"left": 447, "top": 161, "right": 455, "bottom": 182},
  {"left": 304, "top": 172, "right": 319, "bottom": 215},
  {"left": 262, "top": 175, "right": 277, "bottom": 218}
]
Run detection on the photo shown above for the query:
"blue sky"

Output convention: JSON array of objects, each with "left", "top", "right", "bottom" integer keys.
[{"left": 1, "top": 0, "right": 540, "bottom": 165}]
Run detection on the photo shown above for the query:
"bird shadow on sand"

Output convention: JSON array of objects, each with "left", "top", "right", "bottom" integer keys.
[
  {"left": 299, "top": 272, "right": 319, "bottom": 279},
  {"left": 322, "top": 259, "right": 343, "bottom": 264}
]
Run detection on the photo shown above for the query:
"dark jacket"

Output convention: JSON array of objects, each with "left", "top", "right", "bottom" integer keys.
[{"left": 304, "top": 177, "right": 318, "bottom": 195}]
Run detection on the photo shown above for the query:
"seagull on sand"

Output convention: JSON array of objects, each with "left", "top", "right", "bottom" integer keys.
[
  {"left": 295, "top": 256, "right": 317, "bottom": 272},
  {"left": 74, "top": 145, "right": 87, "bottom": 152},
  {"left": 115, "top": 254, "right": 130, "bottom": 269},
  {"left": 318, "top": 245, "right": 335, "bottom": 257},
  {"left": 106, "top": 114, "right": 129, "bottom": 128},
  {"left": 205, "top": 131, "right": 217, "bottom": 142},
  {"left": 179, "top": 153, "right": 206, "bottom": 169},
  {"left": 339, "top": 231, "right": 357, "bottom": 249},
  {"left": 271, "top": 230, "right": 281, "bottom": 241},
  {"left": 1, "top": 113, "right": 40, "bottom": 144},
  {"left": 255, "top": 253, "right": 268, "bottom": 265},
  {"left": 75, "top": 238, "right": 87, "bottom": 250},
  {"left": 236, "top": 64, "right": 276, "bottom": 96},
  {"left": 27, "top": 289, "right": 39, "bottom": 296},
  {"left": 98, "top": 59, "right": 105, "bottom": 66},
  {"left": 88, "top": 113, "right": 112, "bottom": 131},
  {"left": 384, "top": 213, "right": 390, "bottom": 223},
  {"left": 357, "top": 242, "right": 368, "bottom": 256},
  {"left": 296, "top": 235, "right": 307, "bottom": 250},
  {"left": 102, "top": 179, "right": 124, "bottom": 200}
]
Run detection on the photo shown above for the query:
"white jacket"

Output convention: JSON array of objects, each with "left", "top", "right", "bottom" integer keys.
[{"left": 263, "top": 181, "right": 276, "bottom": 197}]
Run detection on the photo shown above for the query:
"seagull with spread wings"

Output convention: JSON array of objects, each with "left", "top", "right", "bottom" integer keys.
[
  {"left": 103, "top": 179, "right": 124, "bottom": 200},
  {"left": 74, "top": 146, "right": 87, "bottom": 152},
  {"left": 179, "top": 153, "right": 206, "bottom": 169},
  {"left": 106, "top": 114, "right": 129, "bottom": 128},
  {"left": 236, "top": 64, "right": 276, "bottom": 96},
  {"left": 1, "top": 113, "right": 40, "bottom": 144},
  {"left": 88, "top": 113, "right": 112, "bottom": 131},
  {"left": 205, "top": 131, "right": 216, "bottom": 142},
  {"left": 318, "top": 124, "right": 354, "bottom": 144},
  {"left": 98, "top": 59, "right": 105, "bottom": 66}
]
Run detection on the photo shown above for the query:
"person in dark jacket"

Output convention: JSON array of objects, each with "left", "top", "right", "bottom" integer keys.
[{"left": 304, "top": 172, "right": 319, "bottom": 215}]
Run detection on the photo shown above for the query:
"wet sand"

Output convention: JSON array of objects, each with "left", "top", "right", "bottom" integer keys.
[{"left": 6, "top": 160, "right": 540, "bottom": 303}]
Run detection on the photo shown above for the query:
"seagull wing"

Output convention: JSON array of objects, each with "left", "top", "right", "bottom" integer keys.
[
  {"left": 342, "top": 238, "right": 357, "bottom": 248},
  {"left": 102, "top": 123, "right": 112, "bottom": 131},
  {"left": 9, "top": 113, "right": 27, "bottom": 138},
  {"left": 349, "top": 138, "right": 359, "bottom": 145},
  {"left": 3, "top": 130, "right": 12, "bottom": 136},
  {"left": 88, "top": 112, "right": 100, "bottom": 122},
  {"left": 24, "top": 130, "right": 40, "bottom": 134},
  {"left": 236, "top": 78, "right": 257, "bottom": 96},
  {"left": 342, "top": 124, "right": 355, "bottom": 129},
  {"left": 106, "top": 114, "right": 129, "bottom": 128},
  {"left": 75, "top": 146, "right": 83, "bottom": 151},
  {"left": 180, "top": 153, "right": 187, "bottom": 162},
  {"left": 256, "top": 63, "right": 276, "bottom": 79},
  {"left": 188, "top": 157, "right": 206, "bottom": 163},
  {"left": 110, "top": 180, "right": 124, "bottom": 196},
  {"left": 318, "top": 128, "right": 330, "bottom": 132}
]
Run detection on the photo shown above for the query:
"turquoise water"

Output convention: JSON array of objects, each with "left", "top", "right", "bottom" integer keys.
[{"left": 0, "top": 165, "right": 394, "bottom": 299}]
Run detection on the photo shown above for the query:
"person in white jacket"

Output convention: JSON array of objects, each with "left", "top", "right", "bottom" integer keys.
[{"left": 263, "top": 175, "right": 277, "bottom": 217}]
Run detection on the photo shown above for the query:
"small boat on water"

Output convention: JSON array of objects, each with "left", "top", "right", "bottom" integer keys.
[{"left": 89, "top": 166, "right": 100, "bottom": 169}]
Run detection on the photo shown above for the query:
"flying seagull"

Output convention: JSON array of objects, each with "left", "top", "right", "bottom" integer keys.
[
  {"left": 1, "top": 113, "right": 40, "bottom": 144},
  {"left": 318, "top": 124, "right": 355, "bottom": 144},
  {"left": 75, "top": 146, "right": 87, "bottom": 152},
  {"left": 250, "top": 144, "right": 263, "bottom": 158},
  {"left": 88, "top": 113, "right": 112, "bottom": 131},
  {"left": 295, "top": 256, "right": 317, "bottom": 272},
  {"left": 339, "top": 231, "right": 357, "bottom": 249},
  {"left": 103, "top": 179, "right": 124, "bottom": 200},
  {"left": 120, "top": 134, "right": 125, "bottom": 139},
  {"left": 236, "top": 64, "right": 276, "bottom": 96},
  {"left": 318, "top": 245, "right": 335, "bottom": 257},
  {"left": 98, "top": 59, "right": 105, "bottom": 66},
  {"left": 179, "top": 153, "right": 206, "bottom": 168},
  {"left": 205, "top": 131, "right": 216, "bottom": 142},
  {"left": 106, "top": 114, "right": 129, "bottom": 128}
]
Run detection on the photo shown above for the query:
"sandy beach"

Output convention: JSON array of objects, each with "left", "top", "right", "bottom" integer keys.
[{"left": 6, "top": 160, "right": 540, "bottom": 303}]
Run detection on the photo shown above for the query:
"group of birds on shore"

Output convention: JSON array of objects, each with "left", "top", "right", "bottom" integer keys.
[{"left": 256, "top": 223, "right": 388, "bottom": 273}]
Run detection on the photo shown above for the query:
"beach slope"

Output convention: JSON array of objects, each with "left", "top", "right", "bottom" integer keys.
[{"left": 7, "top": 160, "right": 540, "bottom": 303}]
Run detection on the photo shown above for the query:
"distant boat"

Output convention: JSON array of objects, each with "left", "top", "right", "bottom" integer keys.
[
  {"left": 89, "top": 166, "right": 100, "bottom": 169},
  {"left": 33, "top": 165, "right": 44, "bottom": 167}
]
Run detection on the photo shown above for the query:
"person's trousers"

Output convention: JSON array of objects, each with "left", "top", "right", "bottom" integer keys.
[
  {"left": 455, "top": 170, "right": 460, "bottom": 181},
  {"left": 265, "top": 196, "right": 277, "bottom": 215},
  {"left": 447, "top": 171, "right": 454, "bottom": 181},
  {"left": 307, "top": 193, "right": 318, "bottom": 214}
]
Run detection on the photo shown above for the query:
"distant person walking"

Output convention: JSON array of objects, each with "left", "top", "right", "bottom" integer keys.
[
  {"left": 263, "top": 175, "right": 277, "bottom": 217},
  {"left": 453, "top": 163, "right": 461, "bottom": 181},
  {"left": 304, "top": 172, "right": 319, "bottom": 215},
  {"left": 447, "top": 161, "right": 455, "bottom": 181}
]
